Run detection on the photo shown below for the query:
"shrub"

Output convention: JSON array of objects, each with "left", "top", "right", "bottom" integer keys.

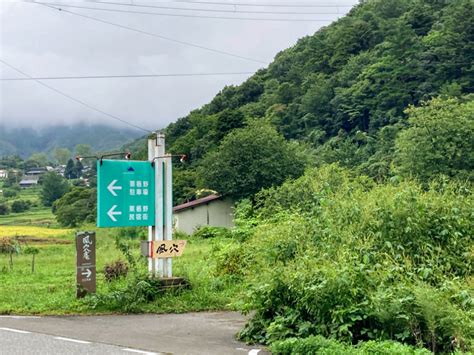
[
  {"left": 117, "top": 227, "right": 147, "bottom": 239},
  {"left": 213, "top": 243, "right": 250, "bottom": 277},
  {"left": 87, "top": 272, "right": 165, "bottom": 313},
  {"left": 356, "top": 340, "right": 431, "bottom": 354},
  {"left": 11, "top": 200, "right": 30, "bottom": 213},
  {"left": 192, "top": 226, "right": 232, "bottom": 239},
  {"left": 103, "top": 260, "right": 129, "bottom": 282},
  {"left": 270, "top": 336, "right": 431, "bottom": 355},
  {"left": 0, "top": 203, "right": 9, "bottom": 215},
  {"left": 53, "top": 187, "right": 95, "bottom": 227},
  {"left": 395, "top": 97, "right": 474, "bottom": 182},
  {"left": 173, "top": 230, "right": 189, "bottom": 240},
  {"left": 231, "top": 165, "right": 473, "bottom": 352},
  {"left": 10, "top": 184, "right": 21, "bottom": 191},
  {"left": 0, "top": 238, "right": 15, "bottom": 253},
  {"left": 0, "top": 238, "right": 20, "bottom": 269},
  {"left": 231, "top": 198, "right": 258, "bottom": 242},
  {"left": 270, "top": 335, "right": 349, "bottom": 355},
  {"left": 2, "top": 189, "right": 17, "bottom": 198}
]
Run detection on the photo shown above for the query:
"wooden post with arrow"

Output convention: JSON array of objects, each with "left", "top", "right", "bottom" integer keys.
[{"left": 76, "top": 231, "right": 96, "bottom": 298}]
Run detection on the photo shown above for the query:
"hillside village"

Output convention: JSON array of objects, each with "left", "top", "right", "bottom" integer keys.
[{"left": 0, "top": 158, "right": 92, "bottom": 188}]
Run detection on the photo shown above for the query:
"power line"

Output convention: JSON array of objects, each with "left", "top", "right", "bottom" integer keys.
[
  {"left": 40, "top": 2, "right": 335, "bottom": 22},
  {"left": 173, "top": 0, "right": 354, "bottom": 8},
  {"left": 92, "top": 1, "right": 344, "bottom": 15},
  {"left": 34, "top": 3, "right": 268, "bottom": 65},
  {"left": 0, "top": 71, "right": 255, "bottom": 81},
  {"left": 0, "top": 58, "right": 152, "bottom": 133}
]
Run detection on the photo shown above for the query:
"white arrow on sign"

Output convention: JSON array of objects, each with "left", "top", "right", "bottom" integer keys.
[
  {"left": 81, "top": 269, "right": 92, "bottom": 278},
  {"left": 107, "top": 205, "right": 122, "bottom": 222},
  {"left": 107, "top": 180, "right": 122, "bottom": 196}
]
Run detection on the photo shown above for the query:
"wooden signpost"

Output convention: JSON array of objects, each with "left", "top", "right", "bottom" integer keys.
[{"left": 76, "top": 231, "right": 96, "bottom": 298}]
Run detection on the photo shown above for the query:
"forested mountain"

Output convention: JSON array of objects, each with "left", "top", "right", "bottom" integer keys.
[
  {"left": 132, "top": 0, "right": 472, "bottom": 203},
  {"left": 0, "top": 123, "right": 142, "bottom": 158}
]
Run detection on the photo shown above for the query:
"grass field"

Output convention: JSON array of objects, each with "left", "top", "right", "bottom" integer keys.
[
  {"left": 0, "top": 227, "right": 240, "bottom": 315},
  {"left": 0, "top": 206, "right": 56, "bottom": 226},
  {"left": 0, "top": 186, "right": 241, "bottom": 315},
  {"left": 0, "top": 186, "right": 57, "bottom": 227},
  {"left": 17, "top": 186, "right": 42, "bottom": 203}
]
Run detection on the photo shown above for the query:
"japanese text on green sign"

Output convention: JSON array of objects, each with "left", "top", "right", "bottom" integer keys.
[{"left": 97, "top": 160, "right": 155, "bottom": 227}]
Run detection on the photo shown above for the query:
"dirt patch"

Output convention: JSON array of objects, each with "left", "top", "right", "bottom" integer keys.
[{"left": 0, "top": 236, "right": 72, "bottom": 245}]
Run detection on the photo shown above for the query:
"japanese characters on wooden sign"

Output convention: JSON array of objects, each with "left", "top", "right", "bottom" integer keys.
[
  {"left": 76, "top": 231, "right": 96, "bottom": 298},
  {"left": 140, "top": 240, "right": 187, "bottom": 259}
]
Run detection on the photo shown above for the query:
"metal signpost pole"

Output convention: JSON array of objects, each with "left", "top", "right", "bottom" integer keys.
[
  {"left": 147, "top": 136, "right": 155, "bottom": 275},
  {"left": 165, "top": 156, "right": 173, "bottom": 277},
  {"left": 155, "top": 133, "right": 165, "bottom": 277}
]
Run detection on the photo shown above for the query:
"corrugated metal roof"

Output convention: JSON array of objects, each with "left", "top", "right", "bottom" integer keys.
[
  {"left": 173, "top": 194, "right": 221, "bottom": 213},
  {"left": 20, "top": 180, "right": 38, "bottom": 184}
]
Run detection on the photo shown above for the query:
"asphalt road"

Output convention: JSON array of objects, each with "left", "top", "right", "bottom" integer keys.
[
  {"left": 0, "top": 328, "right": 141, "bottom": 355},
  {"left": 0, "top": 313, "right": 266, "bottom": 355}
]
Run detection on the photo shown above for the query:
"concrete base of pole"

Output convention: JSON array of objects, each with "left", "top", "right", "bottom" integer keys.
[{"left": 149, "top": 276, "right": 189, "bottom": 291}]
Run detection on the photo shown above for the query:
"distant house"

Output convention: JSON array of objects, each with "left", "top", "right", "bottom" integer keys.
[
  {"left": 55, "top": 165, "right": 66, "bottom": 177},
  {"left": 173, "top": 194, "right": 234, "bottom": 235},
  {"left": 19, "top": 175, "right": 40, "bottom": 188},
  {"left": 0, "top": 170, "right": 7, "bottom": 179},
  {"left": 25, "top": 168, "right": 46, "bottom": 176}
]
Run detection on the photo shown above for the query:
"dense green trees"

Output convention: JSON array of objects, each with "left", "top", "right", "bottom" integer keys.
[
  {"left": 74, "top": 159, "right": 84, "bottom": 178},
  {"left": 0, "top": 155, "right": 23, "bottom": 169},
  {"left": 197, "top": 123, "right": 306, "bottom": 200},
  {"left": 53, "top": 187, "right": 96, "bottom": 227},
  {"left": 75, "top": 144, "right": 92, "bottom": 158},
  {"left": 395, "top": 97, "right": 474, "bottom": 182},
  {"left": 64, "top": 159, "right": 76, "bottom": 179},
  {"left": 41, "top": 172, "right": 69, "bottom": 206},
  {"left": 0, "top": 203, "right": 9, "bottom": 215},
  {"left": 26, "top": 153, "right": 48, "bottom": 168},
  {"left": 11, "top": 200, "right": 30, "bottom": 213},
  {"left": 64, "top": 158, "right": 84, "bottom": 179},
  {"left": 153, "top": 0, "right": 474, "bottom": 201},
  {"left": 53, "top": 148, "right": 71, "bottom": 165}
]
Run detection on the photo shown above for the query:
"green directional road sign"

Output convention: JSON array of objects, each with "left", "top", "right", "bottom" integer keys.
[{"left": 97, "top": 160, "right": 155, "bottom": 227}]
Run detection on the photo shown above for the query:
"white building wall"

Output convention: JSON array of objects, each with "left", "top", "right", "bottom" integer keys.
[{"left": 174, "top": 198, "right": 234, "bottom": 235}]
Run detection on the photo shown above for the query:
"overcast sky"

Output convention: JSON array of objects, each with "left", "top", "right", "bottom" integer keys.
[{"left": 0, "top": 0, "right": 357, "bottom": 131}]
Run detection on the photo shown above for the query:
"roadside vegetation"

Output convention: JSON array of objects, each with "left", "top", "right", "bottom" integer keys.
[{"left": 228, "top": 166, "right": 473, "bottom": 353}]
